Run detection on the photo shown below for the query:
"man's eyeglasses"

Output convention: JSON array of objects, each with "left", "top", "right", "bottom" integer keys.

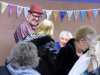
[{"left": 32, "top": 14, "right": 41, "bottom": 19}]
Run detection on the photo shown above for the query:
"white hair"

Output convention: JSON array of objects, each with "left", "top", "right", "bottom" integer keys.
[{"left": 59, "top": 30, "right": 73, "bottom": 38}]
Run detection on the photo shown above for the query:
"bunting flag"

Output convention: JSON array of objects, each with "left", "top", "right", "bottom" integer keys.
[
  {"left": 23, "top": 6, "right": 30, "bottom": 17},
  {"left": 87, "top": 10, "right": 93, "bottom": 18},
  {"left": 45, "top": 10, "right": 52, "bottom": 20},
  {"left": 42, "top": 9, "right": 47, "bottom": 19},
  {"left": 8, "top": 5, "right": 16, "bottom": 16},
  {"left": 1, "top": 2, "right": 8, "bottom": 14},
  {"left": 17, "top": 6, "right": 23, "bottom": 17},
  {"left": 59, "top": 11, "right": 66, "bottom": 21},
  {"left": 52, "top": 11, "right": 58, "bottom": 21},
  {"left": 80, "top": 10, "right": 87, "bottom": 22},
  {"left": 0, "top": 1, "right": 100, "bottom": 23},
  {"left": 93, "top": 9, "right": 99, "bottom": 18},
  {"left": 67, "top": 10, "right": 73, "bottom": 21},
  {"left": 73, "top": 10, "right": 80, "bottom": 20}
]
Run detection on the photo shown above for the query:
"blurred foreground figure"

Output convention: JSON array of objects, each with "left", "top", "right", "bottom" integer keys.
[{"left": 0, "top": 41, "right": 40, "bottom": 75}]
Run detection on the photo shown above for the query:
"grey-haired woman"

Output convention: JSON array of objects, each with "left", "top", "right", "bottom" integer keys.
[{"left": 0, "top": 41, "right": 40, "bottom": 75}]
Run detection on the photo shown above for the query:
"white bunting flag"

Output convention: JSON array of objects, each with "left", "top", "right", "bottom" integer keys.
[
  {"left": 17, "top": 6, "right": 23, "bottom": 17},
  {"left": 1, "top": 2, "right": 8, "bottom": 14}
]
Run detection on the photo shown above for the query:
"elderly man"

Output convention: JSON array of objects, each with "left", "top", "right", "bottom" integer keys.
[{"left": 14, "top": 3, "right": 43, "bottom": 43}]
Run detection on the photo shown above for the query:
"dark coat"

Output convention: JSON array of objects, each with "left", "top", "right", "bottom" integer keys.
[
  {"left": 0, "top": 66, "right": 11, "bottom": 75},
  {"left": 30, "top": 35, "right": 56, "bottom": 75},
  {"left": 56, "top": 39, "right": 79, "bottom": 75}
]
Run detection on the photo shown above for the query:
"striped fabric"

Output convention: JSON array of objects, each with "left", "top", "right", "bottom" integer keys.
[{"left": 14, "top": 20, "right": 36, "bottom": 43}]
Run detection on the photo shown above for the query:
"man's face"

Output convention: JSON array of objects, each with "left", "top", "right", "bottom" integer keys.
[
  {"left": 28, "top": 12, "right": 42, "bottom": 26},
  {"left": 59, "top": 36, "right": 70, "bottom": 47}
]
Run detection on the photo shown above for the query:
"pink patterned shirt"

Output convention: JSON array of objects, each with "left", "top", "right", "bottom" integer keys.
[{"left": 14, "top": 20, "right": 36, "bottom": 42}]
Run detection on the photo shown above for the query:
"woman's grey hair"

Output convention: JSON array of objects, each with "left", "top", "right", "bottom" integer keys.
[
  {"left": 7, "top": 41, "right": 40, "bottom": 68},
  {"left": 75, "top": 25, "right": 96, "bottom": 41},
  {"left": 59, "top": 30, "right": 73, "bottom": 38}
]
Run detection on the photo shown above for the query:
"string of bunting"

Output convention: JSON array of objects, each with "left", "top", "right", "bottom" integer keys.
[{"left": 0, "top": 1, "right": 100, "bottom": 22}]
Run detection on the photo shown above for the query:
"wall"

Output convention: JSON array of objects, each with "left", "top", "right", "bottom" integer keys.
[{"left": 0, "top": 0, "right": 100, "bottom": 65}]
